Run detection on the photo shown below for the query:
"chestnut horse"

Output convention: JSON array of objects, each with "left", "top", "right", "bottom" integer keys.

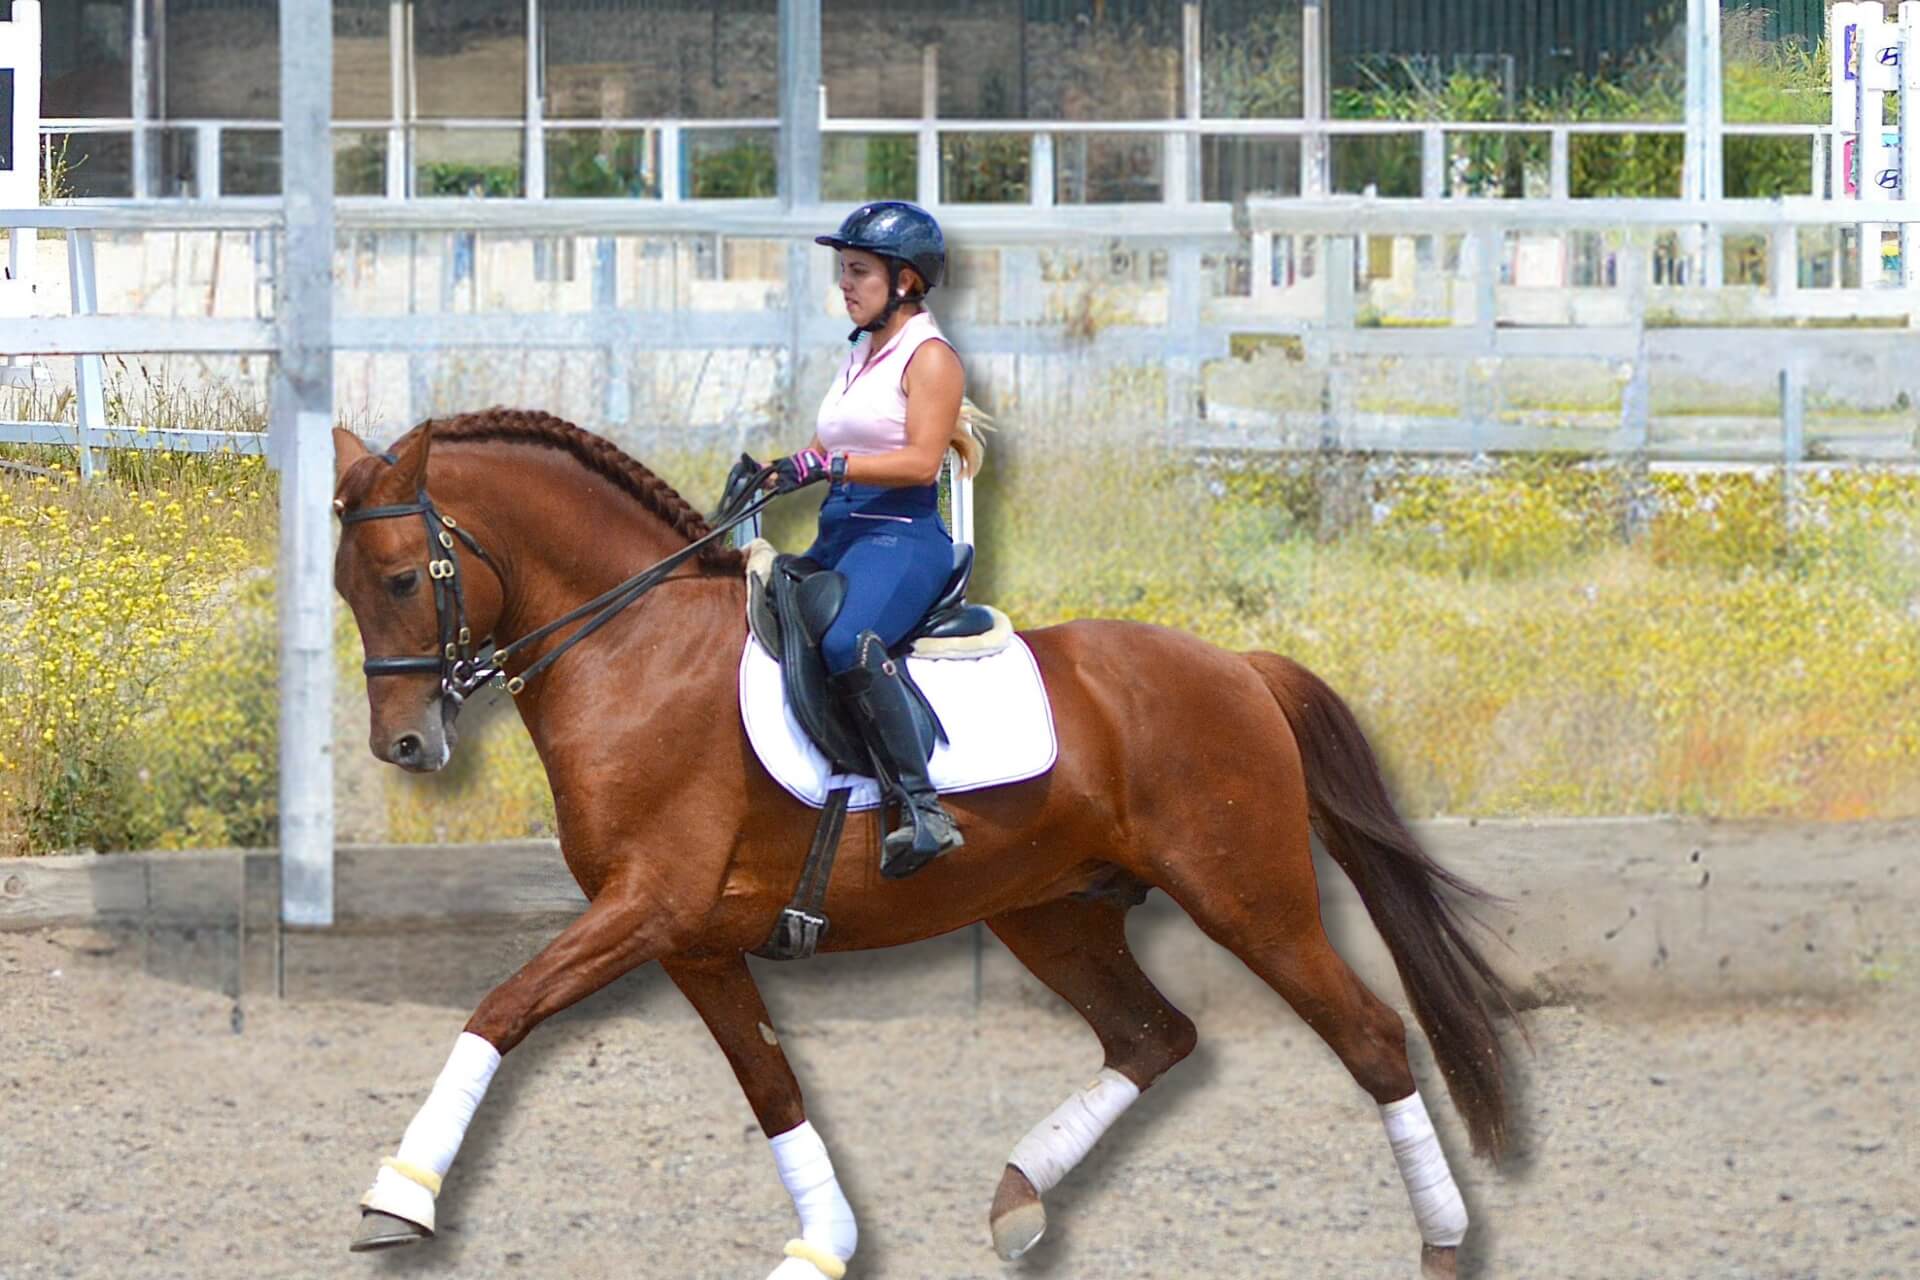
[{"left": 331, "top": 410, "right": 1514, "bottom": 1279}]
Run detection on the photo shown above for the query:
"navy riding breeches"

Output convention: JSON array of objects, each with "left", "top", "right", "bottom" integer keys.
[{"left": 799, "top": 480, "right": 952, "bottom": 674}]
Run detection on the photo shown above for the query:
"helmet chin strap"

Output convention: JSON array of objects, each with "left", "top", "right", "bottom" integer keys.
[{"left": 848, "top": 260, "right": 925, "bottom": 343}]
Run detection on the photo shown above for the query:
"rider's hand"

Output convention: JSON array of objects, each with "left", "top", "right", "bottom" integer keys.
[
  {"left": 713, "top": 452, "right": 764, "bottom": 521},
  {"left": 767, "top": 447, "right": 835, "bottom": 494}
]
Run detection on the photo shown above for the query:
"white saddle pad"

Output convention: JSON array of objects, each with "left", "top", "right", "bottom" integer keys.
[{"left": 738, "top": 633, "right": 1057, "bottom": 810}]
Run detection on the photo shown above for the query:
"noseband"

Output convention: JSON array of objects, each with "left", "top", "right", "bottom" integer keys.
[{"left": 336, "top": 452, "right": 777, "bottom": 707}]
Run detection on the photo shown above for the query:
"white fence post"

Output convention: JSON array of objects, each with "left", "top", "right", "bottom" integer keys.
[
  {"left": 66, "top": 231, "right": 104, "bottom": 482},
  {"left": 276, "top": 0, "right": 338, "bottom": 932}
]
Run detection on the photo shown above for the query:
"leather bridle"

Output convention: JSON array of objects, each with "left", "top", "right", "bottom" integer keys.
[{"left": 336, "top": 452, "right": 778, "bottom": 708}]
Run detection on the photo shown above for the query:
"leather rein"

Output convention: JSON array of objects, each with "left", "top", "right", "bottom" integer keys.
[{"left": 336, "top": 452, "right": 778, "bottom": 708}]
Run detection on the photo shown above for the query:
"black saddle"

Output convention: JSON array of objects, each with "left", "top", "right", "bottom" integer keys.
[{"left": 750, "top": 544, "right": 997, "bottom": 773}]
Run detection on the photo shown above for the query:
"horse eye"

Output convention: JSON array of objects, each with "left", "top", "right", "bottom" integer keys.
[{"left": 388, "top": 570, "right": 419, "bottom": 598}]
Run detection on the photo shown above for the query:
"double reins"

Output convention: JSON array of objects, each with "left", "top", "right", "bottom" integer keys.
[{"left": 337, "top": 453, "right": 778, "bottom": 706}]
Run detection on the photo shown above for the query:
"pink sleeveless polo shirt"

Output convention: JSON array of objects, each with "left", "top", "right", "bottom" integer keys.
[{"left": 815, "top": 311, "right": 954, "bottom": 456}]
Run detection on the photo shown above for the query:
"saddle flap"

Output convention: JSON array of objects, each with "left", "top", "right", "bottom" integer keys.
[{"left": 769, "top": 557, "right": 868, "bottom": 773}]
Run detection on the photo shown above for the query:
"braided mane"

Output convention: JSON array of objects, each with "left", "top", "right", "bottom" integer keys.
[{"left": 395, "top": 408, "right": 746, "bottom": 573}]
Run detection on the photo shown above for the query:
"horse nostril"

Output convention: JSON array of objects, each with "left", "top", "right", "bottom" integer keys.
[{"left": 392, "top": 733, "right": 423, "bottom": 763}]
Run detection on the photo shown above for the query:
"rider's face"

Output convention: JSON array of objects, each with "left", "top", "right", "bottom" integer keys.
[{"left": 838, "top": 250, "right": 918, "bottom": 326}]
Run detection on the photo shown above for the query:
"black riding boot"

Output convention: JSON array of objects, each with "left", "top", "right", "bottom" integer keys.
[{"left": 830, "top": 637, "right": 964, "bottom": 878}]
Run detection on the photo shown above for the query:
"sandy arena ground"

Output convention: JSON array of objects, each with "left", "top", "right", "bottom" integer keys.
[{"left": 2, "top": 919, "right": 1915, "bottom": 1280}]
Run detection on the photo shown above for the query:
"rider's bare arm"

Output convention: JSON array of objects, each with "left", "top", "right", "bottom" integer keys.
[{"left": 839, "top": 339, "right": 963, "bottom": 488}]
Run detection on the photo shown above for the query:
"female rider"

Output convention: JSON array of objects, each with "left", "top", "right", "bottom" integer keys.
[{"left": 762, "top": 201, "right": 983, "bottom": 880}]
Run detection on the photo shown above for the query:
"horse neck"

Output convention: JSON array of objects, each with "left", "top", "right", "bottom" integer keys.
[{"left": 439, "top": 442, "right": 742, "bottom": 667}]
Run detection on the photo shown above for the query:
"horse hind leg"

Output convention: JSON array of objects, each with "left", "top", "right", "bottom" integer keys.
[
  {"left": 1155, "top": 813, "right": 1469, "bottom": 1279},
  {"left": 983, "top": 896, "right": 1198, "bottom": 1261}
]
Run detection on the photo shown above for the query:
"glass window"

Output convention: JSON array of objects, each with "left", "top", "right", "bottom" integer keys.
[
  {"left": 684, "top": 129, "right": 777, "bottom": 198},
  {"left": 335, "top": 0, "right": 393, "bottom": 120},
  {"left": 335, "top": 129, "right": 390, "bottom": 195},
  {"left": 544, "top": 0, "right": 778, "bottom": 120},
  {"left": 414, "top": 128, "right": 524, "bottom": 197},
  {"left": 940, "top": 132, "right": 1028, "bottom": 203},
  {"left": 43, "top": 0, "right": 132, "bottom": 118},
  {"left": 823, "top": 0, "right": 934, "bottom": 119},
  {"left": 414, "top": 0, "right": 526, "bottom": 120},
  {"left": 822, "top": 134, "right": 918, "bottom": 202},
  {"left": 166, "top": 0, "right": 279, "bottom": 119},
  {"left": 1330, "top": 1, "right": 1684, "bottom": 124},
  {"left": 45, "top": 131, "right": 134, "bottom": 198},
  {"left": 826, "top": 0, "right": 1183, "bottom": 122},
  {"left": 222, "top": 129, "right": 282, "bottom": 196},
  {"left": 1020, "top": 1, "right": 1182, "bottom": 121},
  {"left": 547, "top": 128, "right": 661, "bottom": 198},
  {"left": 1722, "top": 0, "right": 1825, "bottom": 126},
  {"left": 1201, "top": 0, "right": 1302, "bottom": 118},
  {"left": 1055, "top": 133, "right": 1162, "bottom": 203},
  {"left": 1202, "top": 136, "right": 1300, "bottom": 201}
]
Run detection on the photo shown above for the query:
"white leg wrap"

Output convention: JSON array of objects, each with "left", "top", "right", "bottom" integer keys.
[
  {"left": 1007, "top": 1068, "right": 1141, "bottom": 1196},
  {"left": 1380, "top": 1092, "right": 1469, "bottom": 1248},
  {"left": 360, "top": 1032, "right": 503, "bottom": 1232},
  {"left": 767, "top": 1120, "right": 857, "bottom": 1277}
]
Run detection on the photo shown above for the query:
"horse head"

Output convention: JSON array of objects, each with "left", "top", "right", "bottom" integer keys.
[{"left": 332, "top": 421, "right": 506, "bottom": 772}]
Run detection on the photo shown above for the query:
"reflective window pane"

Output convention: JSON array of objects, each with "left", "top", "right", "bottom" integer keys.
[
  {"left": 1331, "top": 2, "right": 1683, "bottom": 123},
  {"left": 1055, "top": 133, "right": 1162, "bottom": 204},
  {"left": 1020, "top": 2, "right": 1182, "bottom": 121},
  {"left": 222, "top": 129, "right": 282, "bottom": 196},
  {"left": 167, "top": 0, "right": 279, "bottom": 119},
  {"left": 1569, "top": 133, "right": 1684, "bottom": 198},
  {"left": 414, "top": 0, "right": 526, "bottom": 120},
  {"left": 414, "top": 129, "right": 525, "bottom": 197},
  {"left": 822, "top": 0, "right": 931, "bottom": 119},
  {"left": 1202, "top": 135, "right": 1300, "bottom": 201},
  {"left": 335, "top": 0, "right": 393, "bottom": 119},
  {"left": 1330, "top": 133, "right": 1420, "bottom": 198},
  {"left": 547, "top": 129, "right": 661, "bottom": 198},
  {"left": 544, "top": 0, "right": 777, "bottom": 120},
  {"left": 153, "top": 127, "right": 200, "bottom": 198},
  {"left": 685, "top": 129, "right": 777, "bottom": 198},
  {"left": 336, "top": 130, "right": 390, "bottom": 195},
  {"left": 940, "top": 132, "right": 1028, "bottom": 203},
  {"left": 1201, "top": 0, "right": 1302, "bottom": 118},
  {"left": 822, "top": 134, "right": 918, "bottom": 202},
  {"left": 45, "top": 132, "right": 133, "bottom": 198},
  {"left": 43, "top": 0, "right": 132, "bottom": 118}
]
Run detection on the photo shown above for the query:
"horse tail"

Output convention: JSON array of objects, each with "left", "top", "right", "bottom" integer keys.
[{"left": 1245, "top": 650, "right": 1517, "bottom": 1162}]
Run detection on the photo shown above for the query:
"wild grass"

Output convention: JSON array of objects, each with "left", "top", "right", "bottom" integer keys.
[{"left": 5, "top": 418, "right": 1917, "bottom": 854}]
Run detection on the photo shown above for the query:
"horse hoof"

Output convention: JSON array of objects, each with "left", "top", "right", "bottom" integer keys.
[
  {"left": 350, "top": 1209, "right": 431, "bottom": 1252},
  {"left": 989, "top": 1165, "right": 1047, "bottom": 1261},
  {"left": 1421, "top": 1244, "right": 1459, "bottom": 1278}
]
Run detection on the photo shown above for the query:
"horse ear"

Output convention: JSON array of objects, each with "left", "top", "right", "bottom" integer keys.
[
  {"left": 391, "top": 420, "right": 433, "bottom": 490},
  {"left": 332, "top": 426, "right": 371, "bottom": 486}
]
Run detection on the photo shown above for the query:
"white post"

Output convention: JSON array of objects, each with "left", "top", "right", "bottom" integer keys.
[
  {"left": 388, "top": 0, "right": 409, "bottom": 199},
  {"left": 276, "top": 0, "right": 338, "bottom": 930},
  {"left": 919, "top": 44, "right": 940, "bottom": 206},
  {"left": 1683, "top": 0, "right": 1724, "bottom": 286},
  {"left": 132, "top": 0, "right": 151, "bottom": 199},
  {"left": 524, "top": 0, "right": 545, "bottom": 200},
  {"left": 1301, "top": 0, "right": 1328, "bottom": 197},
  {"left": 66, "top": 232, "right": 105, "bottom": 483}
]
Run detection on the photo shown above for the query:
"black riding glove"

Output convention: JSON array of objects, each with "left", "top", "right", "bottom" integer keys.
[{"left": 769, "top": 448, "right": 836, "bottom": 494}]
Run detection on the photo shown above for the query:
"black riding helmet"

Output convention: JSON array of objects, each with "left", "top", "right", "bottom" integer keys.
[{"left": 816, "top": 201, "right": 946, "bottom": 341}]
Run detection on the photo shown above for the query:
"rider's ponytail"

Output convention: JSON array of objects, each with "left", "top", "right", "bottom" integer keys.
[{"left": 950, "top": 396, "right": 994, "bottom": 479}]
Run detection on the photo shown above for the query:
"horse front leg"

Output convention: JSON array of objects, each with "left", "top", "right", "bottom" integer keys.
[
  {"left": 664, "top": 953, "right": 858, "bottom": 1280},
  {"left": 350, "top": 880, "right": 691, "bottom": 1251}
]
